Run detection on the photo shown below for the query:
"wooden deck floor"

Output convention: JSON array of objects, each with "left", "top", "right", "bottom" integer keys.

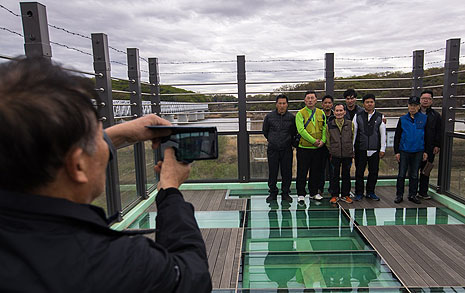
[
  {"left": 143, "top": 189, "right": 246, "bottom": 290},
  {"left": 359, "top": 224, "right": 465, "bottom": 287},
  {"left": 339, "top": 186, "right": 442, "bottom": 209}
]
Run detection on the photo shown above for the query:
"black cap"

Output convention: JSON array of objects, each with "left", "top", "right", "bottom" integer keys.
[{"left": 408, "top": 96, "right": 420, "bottom": 105}]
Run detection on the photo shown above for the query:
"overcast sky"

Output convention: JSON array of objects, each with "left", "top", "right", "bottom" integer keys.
[{"left": 1, "top": 0, "right": 465, "bottom": 94}]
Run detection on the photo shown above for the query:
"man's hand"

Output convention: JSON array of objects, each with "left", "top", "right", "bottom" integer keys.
[
  {"left": 313, "top": 139, "right": 321, "bottom": 147},
  {"left": 379, "top": 151, "right": 385, "bottom": 159},
  {"left": 433, "top": 147, "right": 440, "bottom": 155},
  {"left": 105, "top": 114, "right": 172, "bottom": 148},
  {"left": 155, "top": 148, "right": 191, "bottom": 190},
  {"left": 423, "top": 152, "right": 428, "bottom": 161},
  {"left": 395, "top": 153, "right": 400, "bottom": 163}
]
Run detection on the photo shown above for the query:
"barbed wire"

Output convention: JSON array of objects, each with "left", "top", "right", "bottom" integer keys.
[
  {"left": 0, "top": 26, "right": 23, "bottom": 38},
  {"left": 159, "top": 60, "right": 235, "bottom": 64},
  {"left": 247, "top": 58, "right": 325, "bottom": 62},
  {"left": 425, "top": 60, "right": 445, "bottom": 66},
  {"left": 425, "top": 47, "right": 446, "bottom": 54},
  {"left": 336, "top": 55, "right": 412, "bottom": 61},
  {"left": 0, "top": 4, "right": 20, "bottom": 17},
  {"left": 110, "top": 60, "right": 127, "bottom": 67},
  {"left": 50, "top": 41, "right": 93, "bottom": 56},
  {"left": 336, "top": 66, "right": 411, "bottom": 70}
]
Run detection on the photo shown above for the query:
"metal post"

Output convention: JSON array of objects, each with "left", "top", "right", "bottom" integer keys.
[
  {"left": 20, "top": 2, "right": 52, "bottom": 58},
  {"left": 148, "top": 58, "right": 161, "bottom": 115},
  {"left": 438, "top": 38, "right": 460, "bottom": 193},
  {"left": 91, "top": 33, "right": 121, "bottom": 219},
  {"left": 148, "top": 57, "right": 161, "bottom": 183},
  {"left": 325, "top": 53, "right": 334, "bottom": 97},
  {"left": 237, "top": 55, "right": 249, "bottom": 182},
  {"left": 127, "top": 48, "right": 148, "bottom": 199},
  {"left": 412, "top": 50, "right": 424, "bottom": 97}
]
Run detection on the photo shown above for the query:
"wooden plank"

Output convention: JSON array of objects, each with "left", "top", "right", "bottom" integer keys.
[
  {"left": 361, "top": 226, "right": 418, "bottom": 286},
  {"left": 395, "top": 226, "right": 457, "bottom": 285},
  {"left": 212, "top": 229, "right": 232, "bottom": 288},
  {"left": 383, "top": 226, "right": 437, "bottom": 286},
  {"left": 204, "top": 228, "right": 218, "bottom": 258},
  {"left": 231, "top": 228, "right": 243, "bottom": 289},
  {"left": 206, "top": 189, "right": 224, "bottom": 211},
  {"left": 413, "top": 226, "right": 465, "bottom": 283},
  {"left": 208, "top": 228, "right": 224, "bottom": 281},
  {"left": 220, "top": 228, "right": 239, "bottom": 288}
]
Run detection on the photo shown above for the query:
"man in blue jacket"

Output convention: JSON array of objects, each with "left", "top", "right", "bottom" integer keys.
[{"left": 393, "top": 96, "right": 428, "bottom": 204}]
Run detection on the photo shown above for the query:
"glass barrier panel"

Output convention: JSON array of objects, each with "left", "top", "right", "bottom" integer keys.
[
  {"left": 117, "top": 145, "right": 139, "bottom": 210},
  {"left": 145, "top": 140, "right": 157, "bottom": 191},
  {"left": 449, "top": 136, "right": 465, "bottom": 200},
  {"left": 189, "top": 134, "right": 238, "bottom": 180}
]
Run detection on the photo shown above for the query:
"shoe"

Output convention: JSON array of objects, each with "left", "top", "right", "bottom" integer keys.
[
  {"left": 349, "top": 191, "right": 355, "bottom": 198},
  {"left": 312, "top": 193, "right": 323, "bottom": 201},
  {"left": 330, "top": 196, "right": 338, "bottom": 204},
  {"left": 354, "top": 194, "right": 364, "bottom": 201},
  {"left": 266, "top": 194, "right": 277, "bottom": 203},
  {"left": 408, "top": 196, "right": 421, "bottom": 204},
  {"left": 298, "top": 195, "right": 305, "bottom": 204},
  {"left": 394, "top": 196, "right": 403, "bottom": 204},
  {"left": 281, "top": 194, "right": 293, "bottom": 203},
  {"left": 366, "top": 193, "right": 380, "bottom": 201},
  {"left": 340, "top": 196, "right": 353, "bottom": 204},
  {"left": 417, "top": 194, "right": 431, "bottom": 200}
]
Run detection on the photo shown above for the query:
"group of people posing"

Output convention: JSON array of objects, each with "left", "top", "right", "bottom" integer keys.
[{"left": 262, "top": 89, "right": 441, "bottom": 205}]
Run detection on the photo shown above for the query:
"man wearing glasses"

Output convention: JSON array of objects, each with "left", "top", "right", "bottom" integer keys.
[{"left": 418, "top": 90, "right": 441, "bottom": 199}]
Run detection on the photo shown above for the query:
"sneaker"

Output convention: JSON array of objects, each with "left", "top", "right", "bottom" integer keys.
[
  {"left": 349, "top": 191, "right": 355, "bottom": 198},
  {"left": 266, "top": 194, "right": 277, "bottom": 203},
  {"left": 366, "top": 193, "right": 380, "bottom": 201},
  {"left": 313, "top": 193, "right": 324, "bottom": 201},
  {"left": 298, "top": 195, "right": 305, "bottom": 204},
  {"left": 282, "top": 194, "right": 293, "bottom": 203},
  {"left": 329, "top": 196, "right": 338, "bottom": 204},
  {"left": 340, "top": 196, "right": 353, "bottom": 204},
  {"left": 417, "top": 194, "right": 431, "bottom": 200},
  {"left": 394, "top": 196, "right": 403, "bottom": 204},
  {"left": 354, "top": 194, "right": 364, "bottom": 201},
  {"left": 408, "top": 196, "right": 421, "bottom": 204}
]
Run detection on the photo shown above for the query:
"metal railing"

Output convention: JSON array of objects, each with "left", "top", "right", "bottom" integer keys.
[{"left": 3, "top": 2, "right": 465, "bottom": 220}]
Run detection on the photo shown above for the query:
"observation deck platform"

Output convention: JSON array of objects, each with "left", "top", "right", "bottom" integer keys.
[{"left": 127, "top": 183, "right": 465, "bottom": 292}]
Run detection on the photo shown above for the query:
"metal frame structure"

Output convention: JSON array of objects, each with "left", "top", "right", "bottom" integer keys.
[{"left": 10, "top": 2, "right": 465, "bottom": 219}]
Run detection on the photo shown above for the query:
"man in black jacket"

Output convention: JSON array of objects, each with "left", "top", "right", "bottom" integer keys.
[
  {"left": 0, "top": 58, "right": 211, "bottom": 292},
  {"left": 418, "top": 90, "right": 442, "bottom": 199},
  {"left": 263, "top": 94, "right": 297, "bottom": 203}
]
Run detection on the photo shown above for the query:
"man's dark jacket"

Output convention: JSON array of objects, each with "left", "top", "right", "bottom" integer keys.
[
  {"left": 0, "top": 188, "right": 212, "bottom": 292},
  {"left": 262, "top": 110, "right": 296, "bottom": 150},
  {"left": 424, "top": 107, "right": 442, "bottom": 154}
]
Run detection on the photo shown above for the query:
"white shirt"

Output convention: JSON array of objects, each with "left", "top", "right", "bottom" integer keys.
[{"left": 352, "top": 110, "right": 386, "bottom": 157}]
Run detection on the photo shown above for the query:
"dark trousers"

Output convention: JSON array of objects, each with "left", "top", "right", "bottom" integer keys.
[
  {"left": 296, "top": 147, "right": 324, "bottom": 197},
  {"left": 355, "top": 150, "right": 380, "bottom": 196},
  {"left": 267, "top": 147, "right": 293, "bottom": 196},
  {"left": 418, "top": 152, "right": 435, "bottom": 196},
  {"left": 396, "top": 151, "right": 423, "bottom": 198},
  {"left": 319, "top": 146, "right": 333, "bottom": 193},
  {"left": 330, "top": 157, "right": 352, "bottom": 197}
]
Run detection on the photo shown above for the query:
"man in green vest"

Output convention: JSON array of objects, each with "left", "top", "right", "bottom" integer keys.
[{"left": 295, "top": 90, "right": 327, "bottom": 204}]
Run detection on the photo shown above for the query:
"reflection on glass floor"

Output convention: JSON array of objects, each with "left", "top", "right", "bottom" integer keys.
[
  {"left": 242, "top": 252, "right": 401, "bottom": 289},
  {"left": 348, "top": 207, "right": 465, "bottom": 226},
  {"left": 245, "top": 227, "right": 372, "bottom": 253},
  {"left": 128, "top": 210, "right": 242, "bottom": 229}
]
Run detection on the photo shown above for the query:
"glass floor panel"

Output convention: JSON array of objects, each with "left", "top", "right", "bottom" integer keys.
[
  {"left": 249, "top": 196, "right": 338, "bottom": 211},
  {"left": 247, "top": 209, "right": 350, "bottom": 229},
  {"left": 128, "top": 211, "right": 242, "bottom": 229},
  {"left": 348, "top": 207, "right": 465, "bottom": 226},
  {"left": 244, "top": 227, "right": 373, "bottom": 252},
  {"left": 241, "top": 252, "right": 401, "bottom": 289}
]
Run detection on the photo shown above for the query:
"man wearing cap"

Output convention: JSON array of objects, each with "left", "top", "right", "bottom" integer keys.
[
  {"left": 394, "top": 96, "right": 428, "bottom": 204},
  {"left": 352, "top": 94, "right": 386, "bottom": 201}
]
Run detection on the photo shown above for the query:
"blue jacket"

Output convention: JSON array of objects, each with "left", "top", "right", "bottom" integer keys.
[{"left": 394, "top": 112, "right": 427, "bottom": 153}]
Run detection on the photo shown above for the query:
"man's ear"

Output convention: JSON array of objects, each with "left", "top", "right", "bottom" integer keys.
[{"left": 64, "top": 147, "right": 89, "bottom": 183}]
